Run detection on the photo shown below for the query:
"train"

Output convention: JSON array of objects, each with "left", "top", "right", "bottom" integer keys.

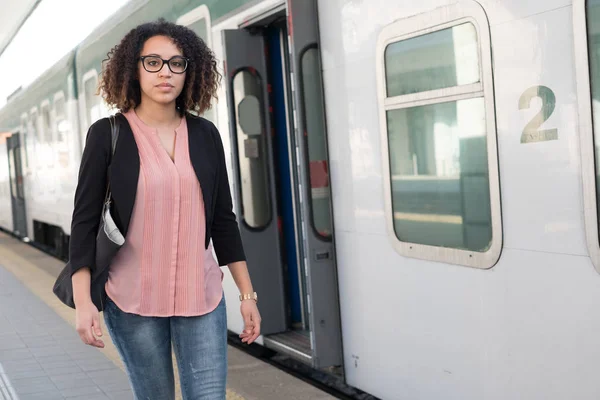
[{"left": 1, "top": 0, "right": 600, "bottom": 398}]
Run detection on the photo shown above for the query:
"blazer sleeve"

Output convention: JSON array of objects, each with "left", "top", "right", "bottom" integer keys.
[
  {"left": 210, "top": 123, "right": 246, "bottom": 266},
  {"left": 68, "top": 118, "right": 111, "bottom": 277}
]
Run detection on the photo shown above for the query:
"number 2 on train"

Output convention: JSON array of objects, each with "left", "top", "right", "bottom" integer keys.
[{"left": 518, "top": 85, "right": 557, "bottom": 144}]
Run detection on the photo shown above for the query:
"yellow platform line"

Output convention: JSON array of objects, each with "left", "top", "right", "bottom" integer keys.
[{"left": 0, "top": 233, "right": 244, "bottom": 400}]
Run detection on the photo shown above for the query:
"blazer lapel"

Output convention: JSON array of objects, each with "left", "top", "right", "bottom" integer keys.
[{"left": 186, "top": 114, "right": 217, "bottom": 229}]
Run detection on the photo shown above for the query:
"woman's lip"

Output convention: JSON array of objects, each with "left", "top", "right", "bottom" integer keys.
[{"left": 157, "top": 83, "right": 173, "bottom": 87}]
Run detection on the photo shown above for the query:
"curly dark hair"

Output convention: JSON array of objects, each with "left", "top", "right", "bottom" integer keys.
[{"left": 98, "top": 18, "right": 220, "bottom": 115}]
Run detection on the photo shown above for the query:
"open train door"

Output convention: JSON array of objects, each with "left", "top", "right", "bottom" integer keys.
[
  {"left": 222, "top": 29, "right": 287, "bottom": 335},
  {"left": 287, "top": 0, "right": 343, "bottom": 369},
  {"left": 7, "top": 133, "right": 28, "bottom": 238}
]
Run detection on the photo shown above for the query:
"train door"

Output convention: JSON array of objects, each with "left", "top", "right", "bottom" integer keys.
[
  {"left": 223, "top": 0, "right": 342, "bottom": 369},
  {"left": 7, "top": 134, "right": 28, "bottom": 238}
]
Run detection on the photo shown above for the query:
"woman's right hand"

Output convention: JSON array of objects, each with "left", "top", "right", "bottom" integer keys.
[
  {"left": 75, "top": 301, "right": 105, "bottom": 348},
  {"left": 72, "top": 267, "right": 104, "bottom": 348}
]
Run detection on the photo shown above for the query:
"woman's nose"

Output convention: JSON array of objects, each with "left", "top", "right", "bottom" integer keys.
[{"left": 158, "top": 62, "right": 171, "bottom": 77}]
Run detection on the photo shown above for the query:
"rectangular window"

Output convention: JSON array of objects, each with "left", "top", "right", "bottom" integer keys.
[
  {"left": 384, "top": 23, "right": 480, "bottom": 97},
  {"left": 41, "top": 102, "right": 52, "bottom": 143},
  {"left": 30, "top": 109, "right": 39, "bottom": 145},
  {"left": 232, "top": 69, "right": 272, "bottom": 228},
  {"left": 20, "top": 115, "right": 29, "bottom": 169},
  {"left": 301, "top": 47, "right": 333, "bottom": 238},
  {"left": 84, "top": 73, "right": 101, "bottom": 125},
  {"left": 8, "top": 148, "right": 17, "bottom": 198},
  {"left": 177, "top": 7, "right": 215, "bottom": 122},
  {"left": 54, "top": 93, "right": 70, "bottom": 167},
  {"left": 376, "top": 3, "right": 501, "bottom": 268}
]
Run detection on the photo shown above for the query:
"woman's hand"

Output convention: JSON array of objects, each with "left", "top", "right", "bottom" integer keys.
[
  {"left": 75, "top": 301, "right": 105, "bottom": 348},
  {"left": 239, "top": 300, "right": 261, "bottom": 344}
]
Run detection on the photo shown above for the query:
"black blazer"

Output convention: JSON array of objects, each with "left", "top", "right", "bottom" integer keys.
[{"left": 68, "top": 113, "right": 246, "bottom": 276}]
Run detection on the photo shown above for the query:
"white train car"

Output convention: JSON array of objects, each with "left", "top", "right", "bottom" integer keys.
[{"left": 0, "top": 0, "right": 599, "bottom": 398}]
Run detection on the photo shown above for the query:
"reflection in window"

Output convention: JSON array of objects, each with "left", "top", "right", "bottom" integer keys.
[
  {"left": 589, "top": 0, "right": 600, "bottom": 229},
  {"left": 301, "top": 48, "right": 332, "bottom": 238},
  {"left": 387, "top": 98, "right": 491, "bottom": 251},
  {"left": 233, "top": 70, "right": 271, "bottom": 228},
  {"left": 383, "top": 22, "right": 493, "bottom": 252},
  {"left": 385, "top": 23, "right": 479, "bottom": 97}
]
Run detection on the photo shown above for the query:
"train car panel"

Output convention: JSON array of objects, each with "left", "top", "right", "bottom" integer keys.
[{"left": 490, "top": 5, "right": 586, "bottom": 255}]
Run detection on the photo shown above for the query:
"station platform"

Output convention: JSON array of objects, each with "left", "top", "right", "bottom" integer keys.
[{"left": 0, "top": 231, "right": 336, "bottom": 400}]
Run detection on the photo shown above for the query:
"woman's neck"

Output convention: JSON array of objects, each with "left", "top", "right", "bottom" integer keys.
[{"left": 134, "top": 101, "right": 180, "bottom": 128}]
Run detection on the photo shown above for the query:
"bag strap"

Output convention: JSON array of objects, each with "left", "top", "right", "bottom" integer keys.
[{"left": 103, "top": 114, "right": 120, "bottom": 209}]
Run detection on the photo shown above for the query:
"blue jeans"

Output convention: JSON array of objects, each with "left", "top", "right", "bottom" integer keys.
[{"left": 103, "top": 295, "right": 227, "bottom": 400}]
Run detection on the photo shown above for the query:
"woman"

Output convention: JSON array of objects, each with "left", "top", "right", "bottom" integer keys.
[{"left": 69, "top": 19, "right": 261, "bottom": 399}]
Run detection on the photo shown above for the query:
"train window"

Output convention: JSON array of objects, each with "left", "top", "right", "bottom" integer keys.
[
  {"left": 29, "top": 109, "right": 39, "bottom": 146},
  {"left": 12, "top": 147, "right": 24, "bottom": 200},
  {"left": 83, "top": 72, "right": 101, "bottom": 126},
  {"left": 188, "top": 18, "right": 207, "bottom": 43},
  {"left": 576, "top": 0, "right": 600, "bottom": 273},
  {"left": 54, "top": 92, "right": 70, "bottom": 166},
  {"left": 55, "top": 95, "right": 66, "bottom": 119},
  {"left": 232, "top": 69, "right": 272, "bottom": 229},
  {"left": 376, "top": 2, "right": 501, "bottom": 268},
  {"left": 20, "top": 115, "right": 29, "bottom": 170},
  {"left": 385, "top": 23, "right": 480, "bottom": 97},
  {"left": 177, "top": 6, "right": 215, "bottom": 122},
  {"left": 300, "top": 47, "right": 332, "bottom": 238},
  {"left": 41, "top": 101, "right": 52, "bottom": 143},
  {"left": 8, "top": 148, "right": 17, "bottom": 197}
]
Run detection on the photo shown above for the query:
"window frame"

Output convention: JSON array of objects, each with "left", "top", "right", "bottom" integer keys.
[
  {"left": 375, "top": 0, "right": 502, "bottom": 269},
  {"left": 574, "top": 0, "right": 600, "bottom": 273}
]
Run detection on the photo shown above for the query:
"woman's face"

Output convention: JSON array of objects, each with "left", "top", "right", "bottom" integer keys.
[{"left": 137, "top": 35, "right": 187, "bottom": 107}]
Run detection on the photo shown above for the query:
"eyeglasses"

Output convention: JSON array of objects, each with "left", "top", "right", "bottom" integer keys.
[{"left": 139, "top": 55, "right": 189, "bottom": 74}]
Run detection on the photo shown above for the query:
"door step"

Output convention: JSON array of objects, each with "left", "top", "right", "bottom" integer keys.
[{"left": 264, "top": 330, "right": 312, "bottom": 364}]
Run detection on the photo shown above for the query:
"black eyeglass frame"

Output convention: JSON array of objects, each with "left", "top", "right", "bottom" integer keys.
[{"left": 139, "top": 55, "right": 189, "bottom": 74}]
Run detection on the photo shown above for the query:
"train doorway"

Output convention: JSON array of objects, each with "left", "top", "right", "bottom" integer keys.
[
  {"left": 6, "top": 133, "right": 28, "bottom": 238},
  {"left": 223, "top": 0, "right": 342, "bottom": 369}
]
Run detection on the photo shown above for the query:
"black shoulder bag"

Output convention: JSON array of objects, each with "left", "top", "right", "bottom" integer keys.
[{"left": 52, "top": 114, "right": 125, "bottom": 311}]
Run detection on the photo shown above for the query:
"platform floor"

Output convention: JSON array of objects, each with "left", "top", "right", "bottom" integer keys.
[{"left": 0, "top": 232, "right": 336, "bottom": 400}]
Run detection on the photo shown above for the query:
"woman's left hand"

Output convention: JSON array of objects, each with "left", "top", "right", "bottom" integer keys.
[{"left": 239, "top": 300, "right": 261, "bottom": 344}]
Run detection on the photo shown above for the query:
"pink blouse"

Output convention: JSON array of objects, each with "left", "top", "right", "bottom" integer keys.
[{"left": 105, "top": 109, "right": 223, "bottom": 317}]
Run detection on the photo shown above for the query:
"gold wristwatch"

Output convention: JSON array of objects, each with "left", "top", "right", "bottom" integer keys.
[{"left": 239, "top": 292, "right": 258, "bottom": 303}]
